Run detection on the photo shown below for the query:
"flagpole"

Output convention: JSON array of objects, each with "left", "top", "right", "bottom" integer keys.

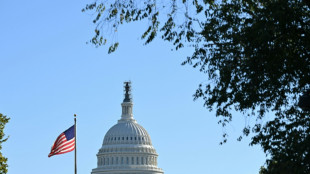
[{"left": 74, "top": 114, "right": 77, "bottom": 174}]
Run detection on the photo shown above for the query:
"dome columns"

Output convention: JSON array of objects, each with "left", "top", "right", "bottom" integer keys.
[{"left": 120, "top": 102, "right": 134, "bottom": 121}]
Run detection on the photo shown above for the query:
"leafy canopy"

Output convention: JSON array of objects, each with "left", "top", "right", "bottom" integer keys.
[
  {"left": 83, "top": 0, "right": 310, "bottom": 172},
  {"left": 0, "top": 113, "right": 9, "bottom": 174}
]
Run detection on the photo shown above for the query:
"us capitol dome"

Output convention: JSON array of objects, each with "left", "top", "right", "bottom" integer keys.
[{"left": 91, "top": 82, "right": 164, "bottom": 174}]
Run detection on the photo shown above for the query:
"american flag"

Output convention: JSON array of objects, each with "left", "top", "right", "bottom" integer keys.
[{"left": 48, "top": 125, "right": 75, "bottom": 157}]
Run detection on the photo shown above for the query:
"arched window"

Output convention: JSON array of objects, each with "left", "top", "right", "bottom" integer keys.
[
  {"left": 136, "top": 157, "right": 139, "bottom": 165},
  {"left": 126, "top": 157, "right": 129, "bottom": 164},
  {"left": 131, "top": 157, "right": 134, "bottom": 164},
  {"left": 121, "top": 157, "right": 124, "bottom": 164},
  {"left": 126, "top": 137, "right": 128, "bottom": 140},
  {"left": 116, "top": 157, "right": 118, "bottom": 164},
  {"left": 111, "top": 157, "right": 114, "bottom": 165}
]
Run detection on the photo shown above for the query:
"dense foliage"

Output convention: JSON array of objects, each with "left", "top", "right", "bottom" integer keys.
[
  {"left": 0, "top": 114, "right": 9, "bottom": 174},
  {"left": 83, "top": 0, "right": 310, "bottom": 172}
]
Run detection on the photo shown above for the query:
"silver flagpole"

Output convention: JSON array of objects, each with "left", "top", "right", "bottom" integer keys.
[{"left": 74, "top": 114, "right": 77, "bottom": 174}]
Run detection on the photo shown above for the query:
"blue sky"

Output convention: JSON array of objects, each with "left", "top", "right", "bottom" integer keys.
[{"left": 0, "top": 0, "right": 267, "bottom": 174}]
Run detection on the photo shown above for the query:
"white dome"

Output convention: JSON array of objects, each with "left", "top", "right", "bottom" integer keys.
[
  {"left": 91, "top": 82, "right": 163, "bottom": 174},
  {"left": 103, "top": 121, "right": 152, "bottom": 146}
]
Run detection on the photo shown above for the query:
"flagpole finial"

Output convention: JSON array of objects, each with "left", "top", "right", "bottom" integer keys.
[{"left": 74, "top": 114, "right": 76, "bottom": 117}]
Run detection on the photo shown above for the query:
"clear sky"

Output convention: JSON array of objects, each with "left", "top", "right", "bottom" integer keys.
[{"left": 0, "top": 1, "right": 267, "bottom": 174}]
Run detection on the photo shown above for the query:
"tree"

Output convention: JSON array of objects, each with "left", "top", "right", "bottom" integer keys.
[
  {"left": 83, "top": 0, "right": 310, "bottom": 172},
  {"left": 0, "top": 113, "right": 9, "bottom": 174}
]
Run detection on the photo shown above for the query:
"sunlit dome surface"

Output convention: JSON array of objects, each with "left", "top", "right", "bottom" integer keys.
[{"left": 103, "top": 121, "right": 152, "bottom": 146}]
